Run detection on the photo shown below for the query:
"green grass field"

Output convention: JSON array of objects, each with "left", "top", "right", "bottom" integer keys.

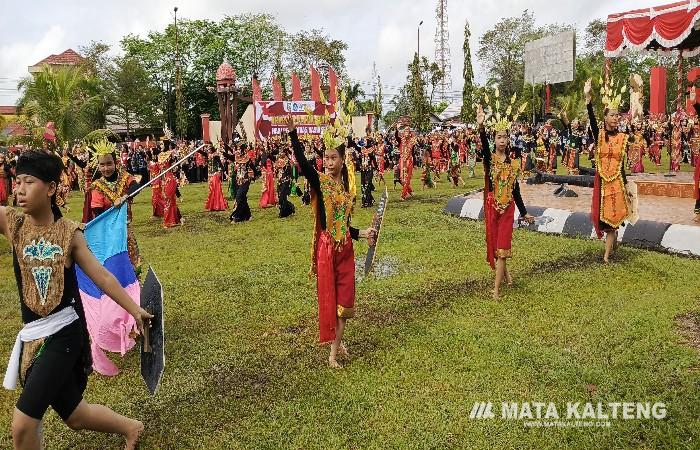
[{"left": 0, "top": 166, "right": 699, "bottom": 449}]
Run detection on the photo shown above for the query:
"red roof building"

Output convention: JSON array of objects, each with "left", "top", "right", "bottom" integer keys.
[
  {"left": 0, "top": 106, "right": 17, "bottom": 116},
  {"left": 28, "top": 48, "right": 84, "bottom": 74}
]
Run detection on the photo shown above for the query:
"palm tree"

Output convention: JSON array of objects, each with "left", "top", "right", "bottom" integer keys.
[{"left": 17, "top": 65, "right": 105, "bottom": 146}]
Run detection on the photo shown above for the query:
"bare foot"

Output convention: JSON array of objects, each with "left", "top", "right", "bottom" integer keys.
[
  {"left": 505, "top": 273, "right": 513, "bottom": 287},
  {"left": 491, "top": 288, "right": 500, "bottom": 299},
  {"left": 124, "top": 421, "right": 144, "bottom": 450},
  {"left": 603, "top": 256, "right": 610, "bottom": 264},
  {"left": 328, "top": 357, "right": 343, "bottom": 369},
  {"left": 694, "top": 214, "right": 700, "bottom": 223},
  {"left": 339, "top": 343, "right": 349, "bottom": 357}
]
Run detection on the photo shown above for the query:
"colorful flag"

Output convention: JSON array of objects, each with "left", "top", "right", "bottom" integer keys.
[{"left": 76, "top": 205, "right": 139, "bottom": 376}]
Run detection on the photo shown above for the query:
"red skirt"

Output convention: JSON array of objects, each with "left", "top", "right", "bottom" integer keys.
[
  {"left": 258, "top": 172, "right": 278, "bottom": 208},
  {"left": 205, "top": 173, "right": 229, "bottom": 211},
  {"left": 485, "top": 192, "right": 515, "bottom": 270},
  {"left": 0, "top": 178, "right": 7, "bottom": 204},
  {"left": 401, "top": 157, "right": 414, "bottom": 199},
  {"left": 316, "top": 231, "right": 355, "bottom": 344},
  {"left": 152, "top": 186, "right": 165, "bottom": 217}
]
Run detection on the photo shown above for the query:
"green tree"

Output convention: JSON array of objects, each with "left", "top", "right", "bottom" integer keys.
[
  {"left": 17, "top": 66, "right": 105, "bottom": 146},
  {"left": 408, "top": 53, "right": 431, "bottom": 131},
  {"left": 461, "top": 21, "right": 475, "bottom": 122},
  {"left": 105, "top": 56, "right": 162, "bottom": 135}
]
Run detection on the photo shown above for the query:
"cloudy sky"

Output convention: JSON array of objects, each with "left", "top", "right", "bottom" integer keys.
[{"left": 0, "top": 0, "right": 654, "bottom": 108}]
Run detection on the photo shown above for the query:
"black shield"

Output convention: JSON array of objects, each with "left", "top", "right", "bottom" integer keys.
[{"left": 140, "top": 266, "right": 164, "bottom": 395}]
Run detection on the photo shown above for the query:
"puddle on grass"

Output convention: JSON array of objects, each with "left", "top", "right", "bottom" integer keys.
[{"left": 355, "top": 255, "right": 400, "bottom": 282}]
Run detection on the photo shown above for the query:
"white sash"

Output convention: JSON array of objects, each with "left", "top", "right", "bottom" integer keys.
[{"left": 3, "top": 306, "right": 79, "bottom": 390}]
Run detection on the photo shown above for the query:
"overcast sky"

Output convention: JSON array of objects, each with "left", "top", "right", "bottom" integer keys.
[{"left": 0, "top": 0, "right": 655, "bottom": 108}]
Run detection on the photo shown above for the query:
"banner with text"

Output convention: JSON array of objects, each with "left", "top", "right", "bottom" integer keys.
[{"left": 254, "top": 101, "right": 336, "bottom": 140}]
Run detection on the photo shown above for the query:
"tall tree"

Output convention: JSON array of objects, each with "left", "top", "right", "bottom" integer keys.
[
  {"left": 105, "top": 56, "right": 162, "bottom": 135},
  {"left": 17, "top": 66, "right": 105, "bottom": 146},
  {"left": 408, "top": 54, "right": 431, "bottom": 131},
  {"left": 461, "top": 21, "right": 475, "bottom": 122}
]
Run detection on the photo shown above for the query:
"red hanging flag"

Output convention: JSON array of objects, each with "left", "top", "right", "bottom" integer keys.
[
  {"left": 328, "top": 67, "right": 338, "bottom": 104},
  {"left": 310, "top": 66, "right": 321, "bottom": 102},
  {"left": 252, "top": 77, "right": 262, "bottom": 102},
  {"left": 272, "top": 77, "right": 283, "bottom": 101},
  {"left": 291, "top": 72, "right": 302, "bottom": 101}
]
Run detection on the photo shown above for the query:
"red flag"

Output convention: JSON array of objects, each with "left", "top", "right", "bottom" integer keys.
[
  {"left": 252, "top": 77, "right": 262, "bottom": 102},
  {"left": 272, "top": 77, "right": 283, "bottom": 101},
  {"left": 310, "top": 66, "right": 321, "bottom": 102},
  {"left": 328, "top": 67, "right": 338, "bottom": 104},
  {"left": 291, "top": 72, "right": 302, "bottom": 101}
]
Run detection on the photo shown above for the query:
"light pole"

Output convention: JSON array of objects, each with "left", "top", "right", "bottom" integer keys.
[{"left": 417, "top": 20, "right": 424, "bottom": 60}]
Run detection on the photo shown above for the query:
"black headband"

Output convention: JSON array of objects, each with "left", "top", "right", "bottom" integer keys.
[{"left": 16, "top": 151, "right": 62, "bottom": 184}]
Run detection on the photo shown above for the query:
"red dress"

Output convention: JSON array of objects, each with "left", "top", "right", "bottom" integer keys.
[
  {"left": 258, "top": 159, "right": 278, "bottom": 208},
  {"left": 205, "top": 171, "right": 229, "bottom": 211},
  {"left": 149, "top": 161, "right": 165, "bottom": 217},
  {"left": 163, "top": 171, "right": 182, "bottom": 227}
]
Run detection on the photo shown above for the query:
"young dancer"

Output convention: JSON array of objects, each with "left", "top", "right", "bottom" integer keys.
[
  {"left": 286, "top": 115, "right": 376, "bottom": 368},
  {"left": 1, "top": 150, "right": 152, "bottom": 450}
]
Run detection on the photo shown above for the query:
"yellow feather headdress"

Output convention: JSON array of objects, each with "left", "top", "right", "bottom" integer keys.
[
  {"left": 599, "top": 76, "right": 626, "bottom": 110},
  {"left": 481, "top": 86, "right": 528, "bottom": 133},
  {"left": 88, "top": 138, "right": 117, "bottom": 165}
]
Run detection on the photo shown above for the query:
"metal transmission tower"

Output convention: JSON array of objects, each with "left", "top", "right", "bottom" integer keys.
[{"left": 434, "top": 0, "right": 452, "bottom": 103}]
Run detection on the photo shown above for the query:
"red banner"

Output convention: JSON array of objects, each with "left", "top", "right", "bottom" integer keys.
[
  {"left": 328, "top": 67, "right": 338, "bottom": 104},
  {"left": 311, "top": 66, "right": 321, "bottom": 102},
  {"left": 272, "top": 77, "right": 283, "bottom": 101},
  {"left": 254, "top": 101, "right": 335, "bottom": 140},
  {"left": 291, "top": 73, "right": 302, "bottom": 101}
]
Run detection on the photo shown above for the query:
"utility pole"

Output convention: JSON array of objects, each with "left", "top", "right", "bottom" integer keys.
[
  {"left": 434, "top": 0, "right": 452, "bottom": 103},
  {"left": 174, "top": 6, "right": 184, "bottom": 138}
]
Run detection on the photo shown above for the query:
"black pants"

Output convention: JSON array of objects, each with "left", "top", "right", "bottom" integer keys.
[
  {"left": 230, "top": 180, "right": 251, "bottom": 222},
  {"left": 361, "top": 169, "right": 375, "bottom": 207},
  {"left": 278, "top": 181, "right": 295, "bottom": 218},
  {"left": 17, "top": 321, "right": 88, "bottom": 421}
]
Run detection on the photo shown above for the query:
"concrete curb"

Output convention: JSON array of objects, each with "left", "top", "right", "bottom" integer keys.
[{"left": 444, "top": 196, "right": 700, "bottom": 258}]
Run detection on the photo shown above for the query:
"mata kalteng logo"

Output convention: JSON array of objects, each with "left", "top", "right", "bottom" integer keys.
[{"left": 469, "top": 401, "right": 666, "bottom": 426}]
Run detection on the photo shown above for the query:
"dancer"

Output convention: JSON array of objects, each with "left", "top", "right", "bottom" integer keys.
[
  {"left": 0, "top": 151, "right": 13, "bottom": 206},
  {"left": 204, "top": 145, "right": 229, "bottom": 212},
  {"left": 258, "top": 145, "right": 278, "bottom": 209},
  {"left": 0, "top": 150, "right": 150, "bottom": 450},
  {"left": 359, "top": 140, "right": 377, "bottom": 207},
  {"left": 275, "top": 149, "right": 295, "bottom": 218},
  {"left": 287, "top": 115, "right": 376, "bottom": 369},
  {"left": 88, "top": 140, "right": 142, "bottom": 271},
  {"left": 396, "top": 121, "right": 415, "bottom": 200},
  {"left": 148, "top": 153, "right": 165, "bottom": 218},
  {"left": 585, "top": 78, "right": 632, "bottom": 263},
  {"left": 627, "top": 118, "right": 647, "bottom": 174},
  {"left": 161, "top": 151, "right": 182, "bottom": 228},
  {"left": 225, "top": 144, "right": 255, "bottom": 223},
  {"left": 476, "top": 98, "right": 533, "bottom": 299}
]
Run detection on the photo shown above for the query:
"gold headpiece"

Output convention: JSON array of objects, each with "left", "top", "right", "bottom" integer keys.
[
  {"left": 480, "top": 86, "right": 527, "bottom": 133},
  {"left": 599, "top": 76, "right": 626, "bottom": 110},
  {"left": 88, "top": 138, "right": 117, "bottom": 165}
]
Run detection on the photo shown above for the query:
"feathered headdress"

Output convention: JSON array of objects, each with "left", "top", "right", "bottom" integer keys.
[
  {"left": 480, "top": 86, "right": 527, "bottom": 133},
  {"left": 599, "top": 76, "right": 626, "bottom": 110},
  {"left": 88, "top": 138, "right": 117, "bottom": 165}
]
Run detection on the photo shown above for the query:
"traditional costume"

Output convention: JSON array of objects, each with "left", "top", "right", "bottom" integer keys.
[
  {"left": 479, "top": 94, "right": 529, "bottom": 269},
  {"left": 396, "top": 126, "right": 415, "bottom": 200},
  {"left": 225, "top": 147, "right": 255, "bottom": 223},
  {"left": 275, "top": 152, "right": 295, "bottom": 218},
  {"left": 291, "top": 122, "right": 361, "bottom": 344},
  {"left": 204, "top": 148, "right": 229, "bottom": 212},
  {"left": 161, "top": 152, "right": 182, "bottom": 228},
  {"left": 588, "top": 84, "right": 632, "bottom": 239},
  {"left": 148, "top": 159, "right": 165, "bottom": 217},
  {"left": 258, "top": 154, "right": 278, "bottom": 209}
]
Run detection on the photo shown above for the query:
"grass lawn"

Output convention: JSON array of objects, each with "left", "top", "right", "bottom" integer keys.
[{"left": 0, "top": 166, "right": 698, "bottom": 449}]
